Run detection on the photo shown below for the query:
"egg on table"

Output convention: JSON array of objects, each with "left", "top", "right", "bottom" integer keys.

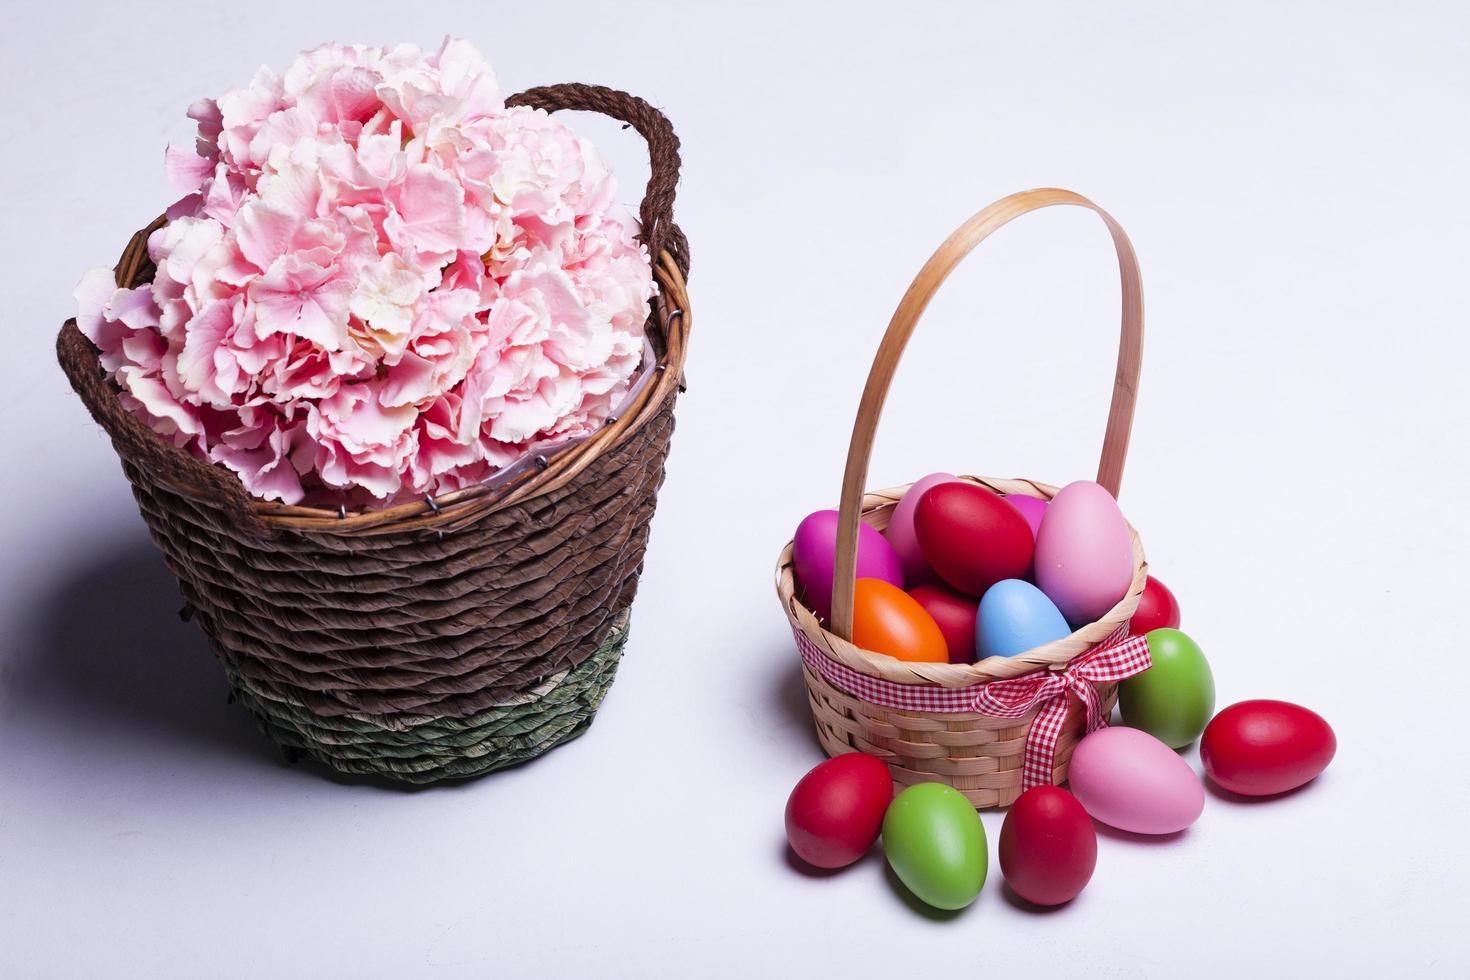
[
  {"left": 1119, "top": 628, "right": 1215, "bottom": 748},
  {"left": 1034, "top": 480, "right": 1133, "bottom": 625},
  {"left": 792, "top": 509, "right": 903, "bottom": 621},
  {"left": 976, "top": 579, "right": 1071, "bottom": 660},
  {"left": 1201, "top": 700, "right": 1336, "bottom": 797},
  {"left": 785, "top": 752, "right": 895, "bottom": 869},
  {"left": 882, "top": 783, "right": 988, "bottom": 910},
  {"left": 999, "top": 786, "right": 1097, "bottom": 906},
  {"left": 1068, "top": 726, "right": 1204, "bottom": 835}
]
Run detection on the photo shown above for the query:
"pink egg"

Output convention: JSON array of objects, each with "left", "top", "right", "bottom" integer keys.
[
  {"left": 1034, "top": 481, "right": 1133, "bottom": 625},
  {"left": 1068, "top": 727, "right": 1204, "bottom": 835},
  {"left": 792, "top": 510, "right": 904, "bottom": 621},
  {"left": 1003, "top": 493, "right": 1047, "bottom": 540},
  {"left": 886, "top": 473, "right": 959, "bottom": 585}
]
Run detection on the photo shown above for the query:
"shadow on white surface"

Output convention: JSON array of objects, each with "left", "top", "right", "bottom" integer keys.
[
  {"left": 999, "top": 882, "right": 1076, "bottom": 915},
  {"left": 766, "top": 652, "right": 825, "bottom": 753},
  {"left": 1202, "top": 773, "right": 1330, "bottom": 807},
  {"left": 780, "top": 837, "right": 865, "bottom": 879},
  {"left": 1091, "top": 821, "right": 1189, "bottom": 845},
  {"left": 7, "top": 532, "right": 278, "bottom": 770},
  {"left": 880, "top": 861, "right": 970, "bottom": 922},
  {"left": 6, "top": 529, "right": 635, "bottom": 794}
]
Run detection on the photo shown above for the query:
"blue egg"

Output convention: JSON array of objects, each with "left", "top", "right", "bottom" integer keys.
[{"left": 976, "top": 579, "right": 1072, "bottom": 659}]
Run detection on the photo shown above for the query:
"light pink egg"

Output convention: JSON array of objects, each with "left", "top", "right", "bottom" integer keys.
[
  {"left": 1003, "top": 493, "right": 1048, "bottom": 540},
  {"left": 1034, "top": 480, "right": 1133, "bottom": 625},
  {"left": 1068, "top": 727, "right": 1204, "bottom": 835},
  {"left": 885, "top": 473, "right": 959, "bottom": 585}
]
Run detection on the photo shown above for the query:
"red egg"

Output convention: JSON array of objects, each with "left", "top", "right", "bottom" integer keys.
[
  {"left": 914, "top": 483, "right": 1034, "bottom": 596},
  {"left": 1201, "top": 700, "right": 1336, "bottom": 797},
  {"left": 1129, "top": 575, "right": 1182, "bottom": 636},
  {"left": 999, "top": 786, "right": 1097, "bottom": 906},
  {"left": 785, "top": 753, "right": 895, "bottom": 868},
  {"left": 908, "top": 584, "right": 979, "bottom": 663}
]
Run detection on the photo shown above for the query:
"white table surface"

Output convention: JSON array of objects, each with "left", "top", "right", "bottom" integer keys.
[{"left": 3, "top": 1, "right": 1467, "bottom": 975}]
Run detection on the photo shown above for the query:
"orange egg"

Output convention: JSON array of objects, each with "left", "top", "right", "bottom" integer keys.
[{"left": 851, "top": 578, "right": 949, "bottom": 662}]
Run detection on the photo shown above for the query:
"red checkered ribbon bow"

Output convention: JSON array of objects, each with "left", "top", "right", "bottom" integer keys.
[
  {"left": 794, "top": 624, "right": 1152, "bottom": 790},
  {"left": 971, "top": 628, "right": 1151, "bottom": 788}
]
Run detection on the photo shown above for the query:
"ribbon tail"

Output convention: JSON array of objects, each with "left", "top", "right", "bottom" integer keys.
[
  {"left": 1021, "top": 697, "right": 1070, "bottom": 791},
  {"left": 1073, "top": 679, "right": 1107, "bottom": 734}
]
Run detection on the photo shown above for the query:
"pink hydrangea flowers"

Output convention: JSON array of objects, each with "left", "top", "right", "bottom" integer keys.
[{"left": 75, "top": 38, "right": 654, "bottom": 505}]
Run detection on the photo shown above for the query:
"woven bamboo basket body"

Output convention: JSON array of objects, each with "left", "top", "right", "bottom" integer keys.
[
  {"left": 57, "top": 85, "right": 691, "bottom": 784},
  {"left": 775, "top": 189, "right": 1147, "bottom": 809}
]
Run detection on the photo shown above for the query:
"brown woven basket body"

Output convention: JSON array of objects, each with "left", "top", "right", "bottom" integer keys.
[
  {"left": 775, "top": 189, "right": 1147, "bottom": 809},
  {"left": 57, "top": 84, "right": 691, "bottom": 783}
]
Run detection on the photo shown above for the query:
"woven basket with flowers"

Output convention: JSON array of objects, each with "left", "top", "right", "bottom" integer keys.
[{"left": 57, "top": 39, "right": 691, "bottom": 783}]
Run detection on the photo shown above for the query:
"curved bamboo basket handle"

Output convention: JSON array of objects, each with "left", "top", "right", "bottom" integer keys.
[{"left": 830, "top": 188, "right": 1144, "bottom": 641}]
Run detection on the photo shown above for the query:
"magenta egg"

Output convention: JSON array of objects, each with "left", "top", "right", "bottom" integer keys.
[
  {"left": 1003, "top": 493, "right": 1048, "bottom": 541},
  {"left": 792, "top": 510, "right": 903, "bottom": 621},
  {"left": 886, "top": 473, "right": 959, "bottom": 585}
]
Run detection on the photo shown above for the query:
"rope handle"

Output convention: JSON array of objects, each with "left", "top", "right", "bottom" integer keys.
[
  {"left": 829, "top": 188, "right": 1145, "bottom": 640},
  {"left": 507, "top": 83, "right": 688, "bottom": 277},
  {"left": 56, "top": 82, "right": 687, "bottom": 534}
]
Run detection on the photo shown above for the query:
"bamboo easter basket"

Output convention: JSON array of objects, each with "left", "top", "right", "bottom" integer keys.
[
  {"left": 775, "top": 188, "right": 1147, "bottom": 808},
  {"left": 56, "top": 84, "right": 691, "bottom": 784}
]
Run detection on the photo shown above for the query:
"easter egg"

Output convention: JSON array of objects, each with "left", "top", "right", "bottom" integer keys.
[
  {"left": 793, "top": 510, "right": 904, "bottom": 621},
  {"left": 1129, "top": 575, "right": 1181, "bottom": 636},
  {"left": 976, "top": 579, "right": 1071, "bottom": 659},
  {"left": 887, "top": 473, "right": 960, "bottom": 585},
  {"left": 1034, "top": 481, "right": 1134, "bottom": 625},
  {"left": 1119, "top": 628, "right": 1215, "bottom": 748},
  {"left": 882, "top": 783, "right": 988, "bottom": 910},
  {"left": 852, "top": 579, "right": 948, "bottom": 662},
  {"left": 908, "top": 584, "right": 978, "bottom": 664},
  {"left": 914, "top": 482, "right": 1033, "bottom": 596},
  {"left": 1068, "top": 727, "right": 1204, "bottom": 835},
  {"left": 999, "top": 786, "right": 1097, "bottom": 906},
  {"left": 1003, "top": 493, "right": 1048, "bottom": 540},
  {"left": 785, "top": 753, "right": 895, "bottom": 869},
  {"left": 1201, "top": 700, "right": 1336, "bottom": 797}
]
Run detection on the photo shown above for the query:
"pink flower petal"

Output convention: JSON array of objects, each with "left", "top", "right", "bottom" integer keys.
[
  {"left": 118, "top": 366, "right": 203, "bottom": 440},
  {"left": 248, "top": 255, "right": 354, "bottom": 350},
  {"left": 165, "top": 145, "right": 216, "bottom": 195},
  {"left": 234, "top": 200, "right": 306, "bottom": 272},
  {"left": 388, "top": 162, "right": 466, "bottom": 255}
]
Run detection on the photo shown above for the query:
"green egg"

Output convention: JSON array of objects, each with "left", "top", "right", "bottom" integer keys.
[
  {"left": 1120, "top": 628, "right": 1216, "bottom": 748},
  {"left": 881, "top": 783, "right": 988, "bottom": 910}
]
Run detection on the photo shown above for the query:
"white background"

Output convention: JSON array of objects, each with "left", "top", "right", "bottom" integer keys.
[{"left": 2, "top": 1, "right": 1467, "bottom": 976}]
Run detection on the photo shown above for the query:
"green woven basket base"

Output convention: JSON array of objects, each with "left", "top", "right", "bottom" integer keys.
[{"left": 226, "top": 612, "right": 630, "bottom": 784}]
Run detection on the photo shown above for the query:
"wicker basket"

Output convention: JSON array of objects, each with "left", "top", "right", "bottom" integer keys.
[
  {"left": 56, "top": 84, "right": 691, "bottom": 784},
  {"left": 775, "top": 188, "right": 1148, "bottom": 808}
]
